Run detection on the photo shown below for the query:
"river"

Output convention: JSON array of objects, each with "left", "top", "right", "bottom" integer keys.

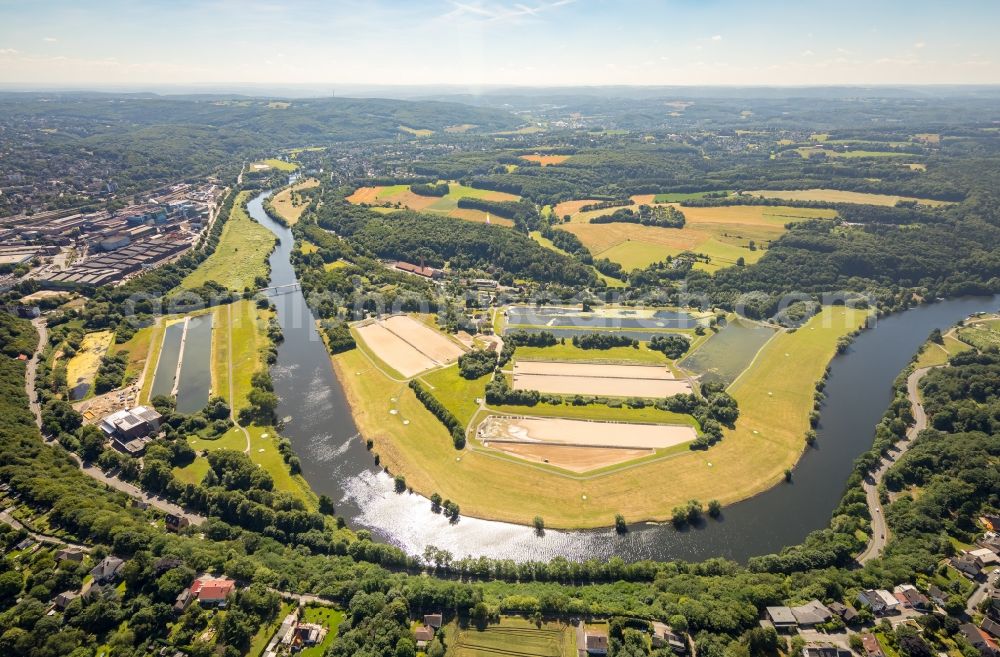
[{"left": 249, "top": 189, "right": 1000, "bottom": 563}]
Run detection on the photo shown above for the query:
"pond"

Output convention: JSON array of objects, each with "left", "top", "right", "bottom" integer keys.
[
  {"left": 679, "top": 317, "right": 778, "bottom": 386},
  {"left": 174, "top": 314, "right": 213, "bottom": 414}
]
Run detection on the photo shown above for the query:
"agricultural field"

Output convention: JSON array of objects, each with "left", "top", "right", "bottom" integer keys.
[
  {"left": 336, "top": 301, "right": 867, "bottom": 526},
  {"left": 251, "top": 158, "right": 298, "bottom": 172},
  {"left": 511, "top": 360, "right": 691, "bottom": 397},
  {"left": 354, "top": 314, "right": 466, "bottom": 378},
  {"left": 398, "top": 125, "right": 433, "bottom": 137},
  {"left": 746, "top": 188, "right": 953, "bottom": 206},
  {"left": 268, "top": 177, "right": 319, "bottom": 225},
  {"left": 559, "top": 200, "right": 835, "bottom": 272},
  {"left": 347, "top": 181, "right": 519, "bottom": 225},
  {"left": 66, "top": 330, "right": 114, "bottom": 399},
  {"left": 449, "top": 617, "right": 577, "bottom": 657},
  {"left": 520, "top": 153, "right": 569, "bottom": 166},
  {"left": 180, "top": 191, "right": 276, "bottom": 291}
]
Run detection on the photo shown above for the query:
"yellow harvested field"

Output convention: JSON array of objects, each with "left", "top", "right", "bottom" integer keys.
[
  {"left": 67, "top": 331, "right": 114, "bottom": 392},
  {"left": 269, "top": 178, "right": 319, "bottom": 225},
  {"left": 478, "top": 415, "right": 696, "bottom": 449},
  {"left": 552, "top": 199, "right": 602, "bottom": 218},
  {"left": 747, "top": 188, "right": 953, "bottom": 206},
  {"left": 448, "top": 208, "right": 514, "bottom": 227},
  {"left": 562, "top": 203, "right": 833, "bottom": 272},
  {"left": 512, "top": 360, "right": 691, "bottom": 397},
  {"left": 355, "top": 315, "right": 465, "bottom": 378},
  {"left": 491, "top": 442, "right": 653, "bottom": 473},
  {"left": 520, "top": 154, "right": 569, "bottom": 166}
]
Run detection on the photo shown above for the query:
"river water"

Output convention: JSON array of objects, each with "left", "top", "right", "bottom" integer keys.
[{"left": 249, "top": 189, "right": 1000, "bottom": 563}]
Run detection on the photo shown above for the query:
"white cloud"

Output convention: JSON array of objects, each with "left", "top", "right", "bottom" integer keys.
[
  {"left": 914, "top": 41, "right": 926, "bottom": 49},
  {"left": 711, "top": 34, "right": 722, "bottom": 41},
  {"left": 441, "top": 0, "right": 574, "bottom": 23},
  {"left": 43, "top": 37, "right": 57, "bottom": 43},
  {"left": 0, "top": 48, "right": 18, "bottom": 55},
  {"left": 801, "top": 50, "right": 814, "bottom": 57}
]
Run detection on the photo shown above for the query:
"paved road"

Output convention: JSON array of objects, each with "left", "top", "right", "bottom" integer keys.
[
  {"left": 23, "top": 318, "right": 207, "bottom": 527},
  {"left": 857, "top": 366, "right": 935, "bottom": 564},
  {"left": 0, "top": 507, "right": 90, "bottom": 552},
  {"left": 967, "top": 570, "right": 1000, "bottom": 616}
]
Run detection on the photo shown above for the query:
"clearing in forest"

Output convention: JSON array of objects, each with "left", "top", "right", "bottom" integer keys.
[{"left": 346, "top": 181, "right": 519, "bottom": 225}]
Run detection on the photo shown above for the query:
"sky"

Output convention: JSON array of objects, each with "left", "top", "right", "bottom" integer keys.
[{"left": 0, "top": 0, "right": 999, "bottom": 89}]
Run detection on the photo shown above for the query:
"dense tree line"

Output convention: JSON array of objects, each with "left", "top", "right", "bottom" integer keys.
[
  {"left": 411, "top": 182, "right": 450, "bottom": 197},
  {"left": 649, "top": 335, "right": 691, "bottom": 359},
  {"left": 409, "top": 380, "right": 466, "bottom": 448},
  {"left": 456, "top": 197, "right": 541, "bottom": 231},
  {"left": 591, "top": 204, "right": 686, "bottom": 228}
]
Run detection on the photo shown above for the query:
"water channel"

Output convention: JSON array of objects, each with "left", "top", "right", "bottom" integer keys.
[{"left": 249, "top": 188, "right": 1000, "bottom": 563}]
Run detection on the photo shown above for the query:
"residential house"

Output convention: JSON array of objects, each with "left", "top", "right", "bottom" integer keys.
[
  {"left": 971, "top": 548, "right": 1000, "bottom": 567},
  {"left": 802, "top": 644, "right": 847, "bottom": 657},
  {"left": 414, "top": 625, "right": 435, "bottom": 650},
  {"left": 893, "top": 585, "right": 931, "bottom": 611},
  {"left": 961, "top": 623, "right": 1000, "bottom": 657},
  {"left": 56, "top": 548, "right": 85, "bottom": 563},
  {"left": 860, "top": 634, "right": 885, "bottom": 657},
  {"left": 165, "top": 514, "right": 190, "bottom": 533},
  {"left": 53, "top": 590, "right": 78, "bottom": 610},
  {"left": 424, "top": 613, "right": 443, "bottom": 629},
  {"left": 190, "top": 576, "right": 236, "bottom": 607},
  {"left": 790, "top": 600, "right": 833, "bottom": 627},
  {"left": 90, "top": 556, "right": 125, "bottom": 584},
  {"left": 173, "top": 588, "right": 193, "bottom": 614},
  {"left": 928, "top": 585, "right": 949, "bottom": 608},
  {"left": 982, "top": 618, "right": 1000, "bottom": 641},
  {"left": 828, "top": 602, "right": 859, "bottom": 624},
  {"left": 953, "top": 554, "right": 984, "bottom": 579},
  {"left": 651, "top": 622, "right": 687, "bottom": 653},
  {"left": 857, "top": 590, "right": 900, "bottom": 615},
  {"left": 981, "top": 515, "right": 1000, "bottom": 532},
  {"left": 295, "top": 623, "right": 326, "bottom": 647},
  {"left": 766, "top": 606, "right": 798, "bottom": 631},
  {"left": 586, "top": 631, "right": 609, "bottom": 656}
]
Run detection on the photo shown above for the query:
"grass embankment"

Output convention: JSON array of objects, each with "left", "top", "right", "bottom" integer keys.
[
  {"left": 333, "top": 306, "right": 868, "bottom": 527},
  {"left": 180, "top": 191, "right": 276, "bottom": 291},
  {"left": 109, "top": 325, "right": 157, "bottom": 387},
  {"left": 269, "top": 178, "right": 319, "bottom": 225}
]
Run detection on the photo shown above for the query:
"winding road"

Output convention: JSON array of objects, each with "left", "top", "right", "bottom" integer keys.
[
  {"left": 857, "top": 366, "right": 934, "bottom": 564},
  {"left": 22, "top": 318, "right": 206, "bottom": 527},
  {"left": 0, "top": 507, "right": 90, "bottom": 552}
]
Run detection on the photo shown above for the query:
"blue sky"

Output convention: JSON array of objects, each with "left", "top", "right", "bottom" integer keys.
[{"left": 0, "top": 0, "right": 997, "bottom": 87}]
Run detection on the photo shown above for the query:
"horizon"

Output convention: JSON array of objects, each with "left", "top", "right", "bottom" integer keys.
[{"left": 1, "top": 0, "right": 999, "bottom": 87}]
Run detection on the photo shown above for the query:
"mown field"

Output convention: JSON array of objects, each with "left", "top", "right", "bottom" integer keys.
[
  {"left": 333, "top": 306, "right": 868, "bottom": 527},
  {"left": 269, "top": 177, "right": 319, "bottom": 225},
  {"left": 746, "top": 188, "right": 953, "bottom": 206},
  {"left": 450, "top": 617, "right": 577, "bottom": 657},
  {"left": 180, "top": 191, "right": 276, "bottom": 291},
  {"left": 346, "top": 181, "right": 519, "bottom": 225},
  {"left": 252, "top": 157, "right": 298, "bottom": 172},
  {"left": 558, "top": 200, "right": 835, "bottom": 272}
]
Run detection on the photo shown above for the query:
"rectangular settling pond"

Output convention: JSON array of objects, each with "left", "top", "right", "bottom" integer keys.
[
  {"left": 679, "top": 317, "right": 777, "bottom": 386},
  {"left": 175, "top": 314, "right": 214, "bottom": 414}
]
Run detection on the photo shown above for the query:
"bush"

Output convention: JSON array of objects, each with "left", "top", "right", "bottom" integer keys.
[
  {"left": 648, "top": 335, "right": 690, "bottom": 359},
  {"left": 458, "top": 348, "right": 497, "bottom": 379}
]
